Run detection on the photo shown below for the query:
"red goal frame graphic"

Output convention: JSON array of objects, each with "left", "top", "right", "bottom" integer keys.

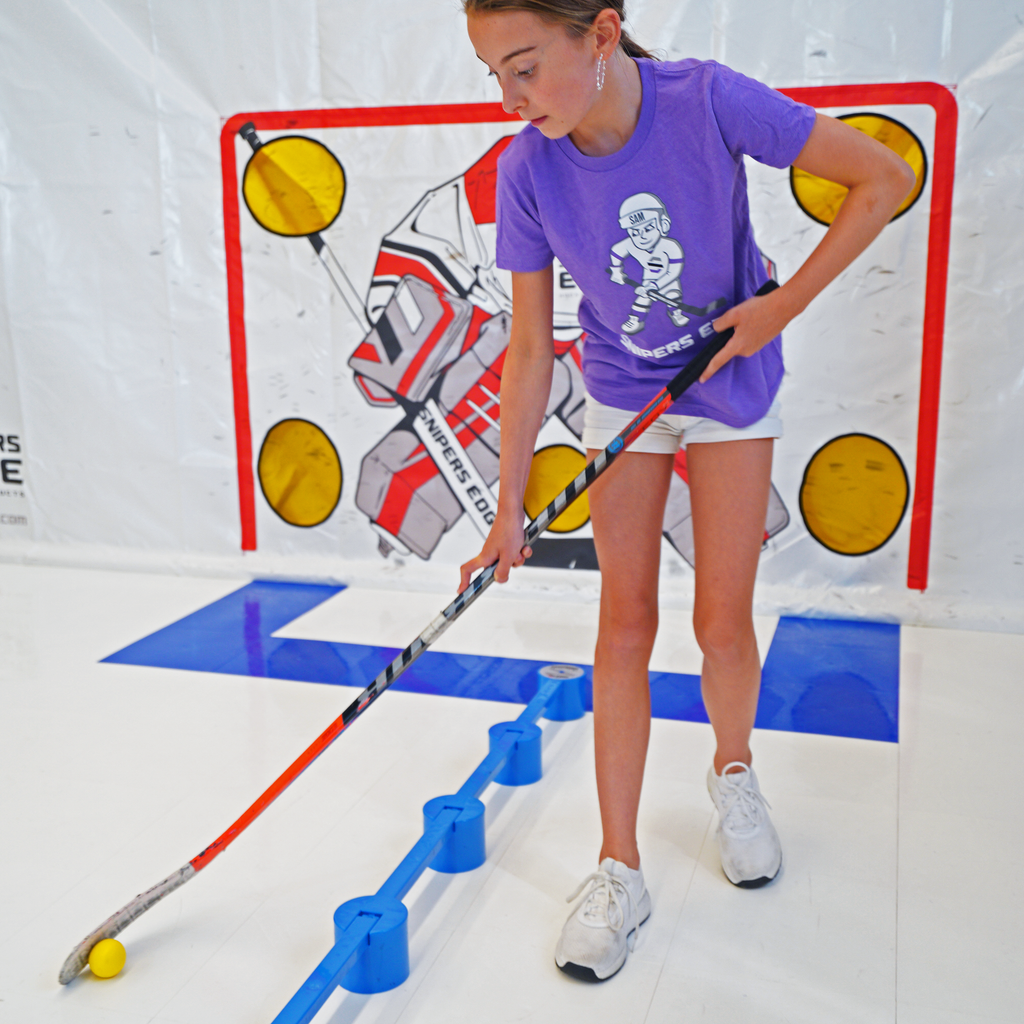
[{"left": 220, "top": 82, "right": 957, "bottom": 591}]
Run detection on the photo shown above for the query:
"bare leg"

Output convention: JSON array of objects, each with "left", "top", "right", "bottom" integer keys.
[
  {"left": 586, "top": 449, "right": 675, "bottom": 869},
  {"left": 686, "top": 438, "right": 774, "bottom": 775}
]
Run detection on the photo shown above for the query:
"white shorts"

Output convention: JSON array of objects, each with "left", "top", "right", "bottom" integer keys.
[{"left": 582, "top": 393, "right": 783, "bottom": 455}]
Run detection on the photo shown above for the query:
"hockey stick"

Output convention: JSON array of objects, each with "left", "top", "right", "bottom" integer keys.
[
  {"left": 58, "top": 279, "right": 776, "bottom": 984},
  {"left": 654, "top": 290, "right": 726, "bottom": 317},
  {"left": 608, "top": 268, "right": 727, "bottom": 318}
]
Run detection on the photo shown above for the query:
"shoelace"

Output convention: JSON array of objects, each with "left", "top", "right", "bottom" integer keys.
[
  {"left": 716, "top": 761, "right": 772, "bottom": 836},
  {"left": 564, "top": 870, "right": 643, "bottom": 950}
]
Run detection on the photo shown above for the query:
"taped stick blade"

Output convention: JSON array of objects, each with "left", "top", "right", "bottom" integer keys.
[{"left": 58, "top": 863, "right": 195, "bottom": 984}]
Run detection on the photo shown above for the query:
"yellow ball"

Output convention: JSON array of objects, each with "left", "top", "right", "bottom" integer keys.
[{"left": 88, "top": 938, "right": 126, "bottom": 979}]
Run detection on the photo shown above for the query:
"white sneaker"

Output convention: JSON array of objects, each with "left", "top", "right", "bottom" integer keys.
[
  {"left": 554, "top": 857, "right": 651, "bottom": 981},
  {"left": 707, "top": 762, "right": 782, "bottom": 888}
]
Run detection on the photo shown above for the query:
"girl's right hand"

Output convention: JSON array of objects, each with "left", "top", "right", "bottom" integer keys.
[{"left": 458, "top": 510, "right": 533, "bottom": 594}]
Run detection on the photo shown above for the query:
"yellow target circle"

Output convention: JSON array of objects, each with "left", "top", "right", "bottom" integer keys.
[
  {"left": 799, "top": 434, "right": 909, "bottom": 556},
  {"left": 258, "top": 419, "right": 342, "bottom": 528},
  {"left": 242, "top": 136, "right": 345, "bottom": 237},
  {"left": 523, "top": 445, "right": 590, "bottom": 533},
  {"left": 791, "top": 113, "right": 927, "bottom": 226}
]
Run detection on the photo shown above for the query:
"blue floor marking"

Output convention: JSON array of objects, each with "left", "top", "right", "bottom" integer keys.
[
  {"left": 758, "top": 617, "right": 899, "bottom": 743},
  {"left": 103, "top": 580, "right": 899, "bottom": 743}
]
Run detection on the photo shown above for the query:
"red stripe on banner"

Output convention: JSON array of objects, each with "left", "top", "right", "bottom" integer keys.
[
  {"left": 375, "top": 477, "right": 416, "bottom": 539},
  {"left": 450, "top": 367, "right": 505, "bottom": 441},
  {"left": 376, "top": 445, "right": 442, "bottom": 538},
  {"left": 911, "top": 87, "right": 957, "bottom": 591},
  {"left": 352, "top": 340, "right": 381, "bottom": 363},
  {"left": 465, "top": 365, "right": 509, "bottom": 443},
  {"left": 221, "top": 104, "right": 517, "bottom": 136},
  {"left": 355, "top": 375, "right": 398, "bottom": 406},
  {"left": 464, "top": 136, "right": 517, "bottom": 224},
  {"left": 673, "top": 448, "right": 689, "bottom": 485},
  {"left": 454, "top": 382, "right": 501, "bottom": 440},
  {"left": 220, "top": 120, "right": 257, "bottom": 550},
  {"left": 908, "top": 86, "right": 958, "bottom": 591},
  {"left": 569, "top": 338, "right": 585, "bottom": 370},
  {"left": 489, "top": 350, "right": 508, "bottom": 379},
  {"left": 779, "top": 83, "right": 958, "bottom": 591}
]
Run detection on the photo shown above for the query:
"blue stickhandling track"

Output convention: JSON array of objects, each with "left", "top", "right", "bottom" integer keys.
[
  {"left": 270, "top": 668, "right": 577, "bottom": 1024},
  {"left": 100, "top": 581, "right": 901, "bottom": 1017}
]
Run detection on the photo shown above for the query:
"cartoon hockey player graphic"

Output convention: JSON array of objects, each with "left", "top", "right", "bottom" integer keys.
[
  {"left": 608, "top": 191, "right": 727, "bottom": 333},
  {"left": 609, "top": 192, "right": 689, "bottom": 334}
]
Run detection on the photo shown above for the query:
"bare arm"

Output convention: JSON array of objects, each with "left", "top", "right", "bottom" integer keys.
[
  {"left": 458, "top": 266, "right": 555, "bottom": 592},
  {"left": 701, "top": 112, "right": 918, "bottom": 381}
]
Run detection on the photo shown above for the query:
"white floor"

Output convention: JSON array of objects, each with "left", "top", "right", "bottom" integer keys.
[{"left": 0, "top": 563, "right": 1021, "bottom": 1024}]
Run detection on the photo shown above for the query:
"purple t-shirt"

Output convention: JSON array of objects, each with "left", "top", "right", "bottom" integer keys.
[{"left": 495, "top": 59, "right": 816, "bottom": 425}]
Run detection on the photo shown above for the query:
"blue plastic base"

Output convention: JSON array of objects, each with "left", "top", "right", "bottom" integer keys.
[
  {"left": 334, "top": 896, "right": 409, "bottom": 994},
  {"left": 540, "top": 664, "right": 586, "bottom": 721},
  {"left": 489, "top": 721, "right": 542, "bottom": 785},
  {"left": 422, "top": 795, "right": 486, "bottom": 873}
]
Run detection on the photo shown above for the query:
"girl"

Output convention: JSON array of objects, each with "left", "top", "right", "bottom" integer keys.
[{"left": 458, "top": 0, "right": 914, "bottom": 982}]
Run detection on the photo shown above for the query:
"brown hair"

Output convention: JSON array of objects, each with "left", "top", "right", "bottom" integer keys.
[{"left": 463, "top": 0, "right": 658, "bottom": 61}]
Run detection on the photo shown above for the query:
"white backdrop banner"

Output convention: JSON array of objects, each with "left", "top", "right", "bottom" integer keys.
[{"left": 0, "top": 1, "right": 1022, "bottom": 629}]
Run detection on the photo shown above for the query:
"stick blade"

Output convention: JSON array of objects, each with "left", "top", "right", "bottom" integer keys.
[{"left": 57, "top": 863, "right": 195, "bottom": 984}]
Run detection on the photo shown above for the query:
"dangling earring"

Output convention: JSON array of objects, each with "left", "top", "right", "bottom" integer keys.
[{"left": 596, "top": 53, "right": 607, "bottom": 91}]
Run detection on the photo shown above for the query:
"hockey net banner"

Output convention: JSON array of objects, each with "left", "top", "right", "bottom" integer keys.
[{"left": 221, "top": 84, "right": 955, "bottom": 594}]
